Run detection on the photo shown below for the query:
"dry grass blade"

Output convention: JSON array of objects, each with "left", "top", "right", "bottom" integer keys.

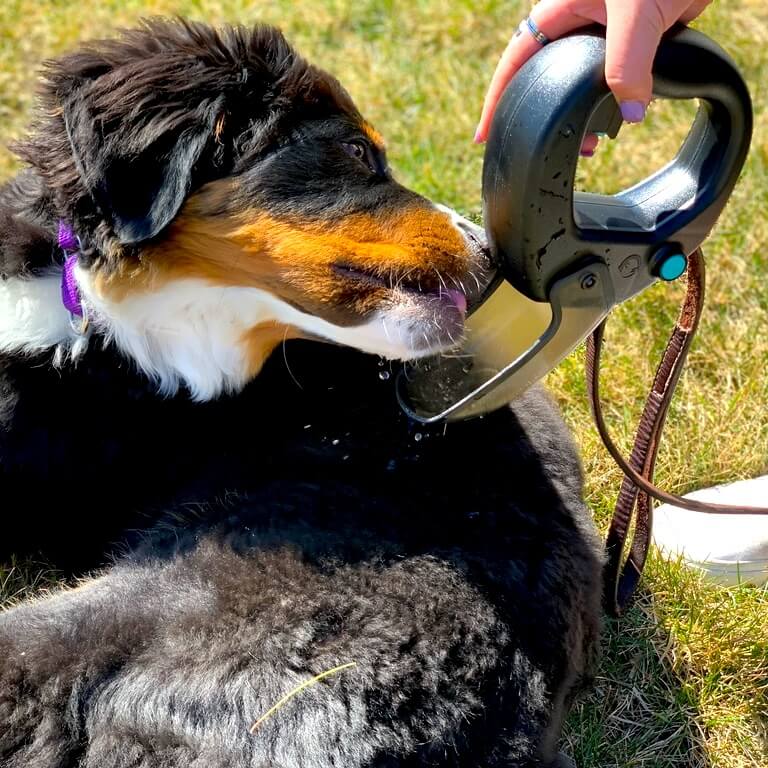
[{"left": 248, "top": 662, "right": 357, "bottom": 734}]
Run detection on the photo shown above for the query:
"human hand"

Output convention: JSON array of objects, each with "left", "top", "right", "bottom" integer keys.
[{"left": 475, "top": 0, "right": 712, "bottom": 145}]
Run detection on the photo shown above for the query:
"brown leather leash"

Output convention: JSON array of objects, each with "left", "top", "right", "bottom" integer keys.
[{"left": 586, "top": 249, "right": 768, "bottom": 617}]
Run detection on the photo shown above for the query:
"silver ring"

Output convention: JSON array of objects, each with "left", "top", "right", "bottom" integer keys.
[{"left": 519, "top": 16, "right": 549, "bottom": 46}]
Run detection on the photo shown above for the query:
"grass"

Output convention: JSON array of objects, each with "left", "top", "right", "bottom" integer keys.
[{"left": 1, "top": 0, "right": 766, "bottom": 765}]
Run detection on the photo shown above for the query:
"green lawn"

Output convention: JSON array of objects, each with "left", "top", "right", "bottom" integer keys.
[{"left": 1, "top": 1, "right": 767, "bottom": 765}]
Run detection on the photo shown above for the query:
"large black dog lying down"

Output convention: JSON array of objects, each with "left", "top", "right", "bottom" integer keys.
[{"left": 0, "top": 20, "right": 603, "bottom": 768}]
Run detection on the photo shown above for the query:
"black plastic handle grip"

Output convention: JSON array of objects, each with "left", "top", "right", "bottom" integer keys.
[{"left": 482, "top": 24, "right": 753, "bottom": 303}]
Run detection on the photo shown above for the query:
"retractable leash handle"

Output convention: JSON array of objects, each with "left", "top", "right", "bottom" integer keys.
[
  {"left": 486, "top": 24, "right": 752, "bottom": 305},
  {"left": 478, "top": 23, "right": 752, "bottom": 414},
  {"left": 398, "top": 24, "right": 753, "bottom": 423}
]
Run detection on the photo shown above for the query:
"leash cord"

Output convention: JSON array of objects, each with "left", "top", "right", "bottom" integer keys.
[{"left": 586, "top": 249, "right": 768, "bottom": 615}]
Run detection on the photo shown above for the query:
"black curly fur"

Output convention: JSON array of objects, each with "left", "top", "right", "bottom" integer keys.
[
  {"left": 0, "top": 341, "right": 603, "bottom": 767},
  {"left": 0, "top": 19, "right": 604, "bottom": 768}
]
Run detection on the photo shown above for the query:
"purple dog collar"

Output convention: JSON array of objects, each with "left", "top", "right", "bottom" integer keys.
[{"left": 58, "top": 221, "right": 84, "bottom": 319}]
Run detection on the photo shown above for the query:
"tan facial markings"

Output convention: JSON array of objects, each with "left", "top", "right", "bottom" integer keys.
[
  {"left": 91, "top": 179, "right": 472, "bottom": 329},
  {"left": 361, "top": 121, "right": 386, "bottom": 150}
]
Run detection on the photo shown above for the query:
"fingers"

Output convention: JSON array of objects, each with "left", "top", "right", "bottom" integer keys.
[
  {"left": 476, "top": 0, "right": 714, "bottom": 144},
  {"left": 604, "top": 0, "right": 697, "bottom": 121},
  {"left": 475, "top": 0, "right": 601, "bottom": 143},
  {"left": 580, "top": 133, "right": 600, "bottom": 156}
]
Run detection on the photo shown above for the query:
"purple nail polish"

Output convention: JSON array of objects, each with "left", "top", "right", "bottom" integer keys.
[
  {"left": 580, "top": 149, "right": 595, "bottom": 158},
  {"left": 620, "top": 101, "right": 646, "bottom": 123},
  {"left": 473, "top": 129, "right": 483, "bottom": 144}
]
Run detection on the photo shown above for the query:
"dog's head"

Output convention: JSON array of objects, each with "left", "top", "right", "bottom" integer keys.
[{"left": 16, "top": 19, "right": 490, "bottom": 398}]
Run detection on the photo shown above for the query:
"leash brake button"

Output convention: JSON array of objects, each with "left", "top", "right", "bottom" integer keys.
[{"left": 651, "top": 246, "right": 688, "bottom": 282}]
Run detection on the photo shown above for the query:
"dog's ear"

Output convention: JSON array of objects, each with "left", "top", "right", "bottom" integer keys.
[
  {"left": 57, "top": 54, "right": 226, "bottom": 245},
  {"left": 22, "top": 20, "right": 297, "bottom": 246},
  {"left": 18, "top": 21, "right": 357, "bottom": 247}
]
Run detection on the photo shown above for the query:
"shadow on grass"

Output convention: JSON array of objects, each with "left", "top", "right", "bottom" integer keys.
[{"left": 564, "top": 590, "right": 710, "bottom": 768}]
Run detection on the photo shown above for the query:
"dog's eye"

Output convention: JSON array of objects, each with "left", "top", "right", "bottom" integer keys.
[
  {"left": 342, "top": 141, "right": 366, "bottom": 162},
  {"left": 341, "top": 141, "right": 385, "bottom": 176}
]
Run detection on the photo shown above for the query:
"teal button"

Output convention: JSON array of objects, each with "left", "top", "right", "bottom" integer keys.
[{"left": 658, "top": 252, "right": 687, "bottom": 281}]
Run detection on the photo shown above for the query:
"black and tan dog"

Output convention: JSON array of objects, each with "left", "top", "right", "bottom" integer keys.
[{"left": 0, "top": 19, "right": 603, "bottom": 768}]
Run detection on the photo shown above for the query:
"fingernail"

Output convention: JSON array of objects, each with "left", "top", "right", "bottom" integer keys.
[
  {"left": 473, "top": 129, "right": 483, "bottom": 144},
  {"left": 620, "top": 101, "right": 646, "bottom": 123},
  {"left": 580, "top": 149, "right": 595, "bottom": 158}
]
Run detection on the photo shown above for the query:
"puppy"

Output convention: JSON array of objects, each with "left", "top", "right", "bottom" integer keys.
[
  {"left": 0, "top": 19, "right": 603, "bottom": 767},
  {"left": 0, "top": 19, "right": 487, "bottom": 568}
]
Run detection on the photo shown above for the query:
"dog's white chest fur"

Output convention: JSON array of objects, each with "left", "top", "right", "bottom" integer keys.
[
  {"left": 0, "top": 272, "right": 77, "bottom": 354},
  {"left": 0, "top": 267, "right": 422, "bottom": 400},
  {"left": 0, "top": 270, "right": 284, "bottom": 398},
  {"left": 78, "top": 272, "right": 271, "bottom": 400}
]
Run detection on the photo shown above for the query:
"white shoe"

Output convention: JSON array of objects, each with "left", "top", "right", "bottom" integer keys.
[{"left": 652, "top": 475, "right": 768, "bottom": 587}]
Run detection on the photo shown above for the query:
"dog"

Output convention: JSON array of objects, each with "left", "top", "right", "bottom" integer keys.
[{"left": 0, "top": 19, "right": 603, "bottom": 768}]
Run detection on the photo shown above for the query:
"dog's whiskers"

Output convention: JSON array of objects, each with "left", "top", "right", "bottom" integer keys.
[
  {"left": 395, "top": 267, "right": 417, "bottom": 292},
  {"left": 434, "top": 268, "right": 449, "bottom": 299}
]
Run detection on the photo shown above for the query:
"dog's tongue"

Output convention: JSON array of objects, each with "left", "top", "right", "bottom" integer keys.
[{"left": 445, "top": 289, "right": 467, "bottom": 316}]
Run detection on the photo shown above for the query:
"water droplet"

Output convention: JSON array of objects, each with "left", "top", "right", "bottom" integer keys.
[
  {"left": 386, "top": 459, "right": 397, "bottom": 471},
  {"left": 379, "top": 370, "right": 390, "bottom": 381},
  {"left": 332, "top": 439, "right": 340, "bottom": 446},
  {"left": 303, "top": 424, "right": 312, "bottom": 429},
  {"left": 342, "top": 454, "right": 350, "bottom": 461},
  {"left": 414, "top": 432, "right": 423, "bottom": 442}
]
